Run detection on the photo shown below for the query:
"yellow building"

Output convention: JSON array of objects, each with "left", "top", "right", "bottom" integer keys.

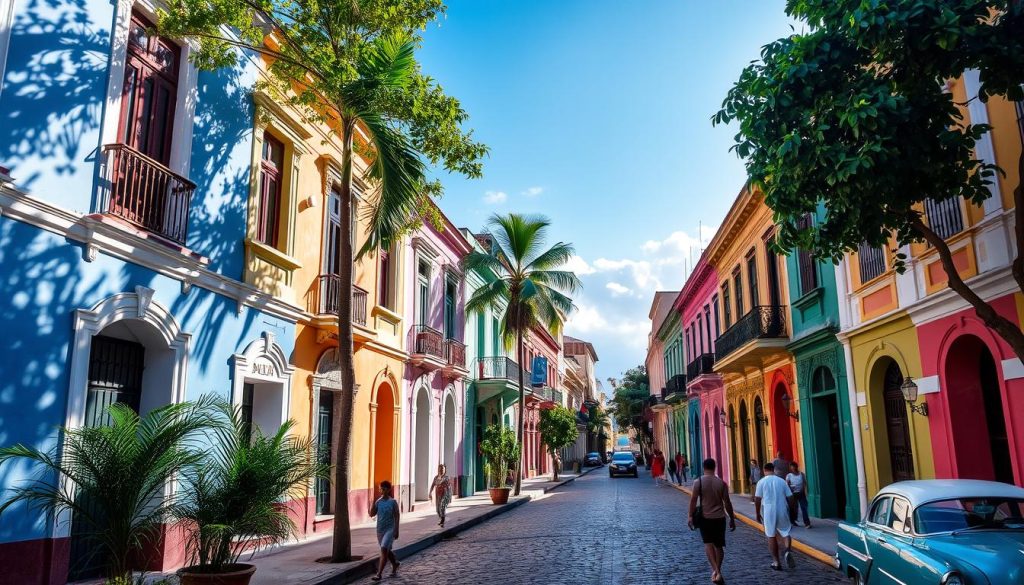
[
  {"left": 706, "top": 185, "right": 802, "bottom": 494},
  {"left": 241, "top": 81, "right": 409, "bottom": 533}
]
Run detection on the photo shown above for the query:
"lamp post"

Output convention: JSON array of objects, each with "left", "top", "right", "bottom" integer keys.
[
  {"left": 780, "top": 392, "right": 800, "bottom": 420},
  {"left": 900, "top": 377, "right": 928, "bottom": 416}
]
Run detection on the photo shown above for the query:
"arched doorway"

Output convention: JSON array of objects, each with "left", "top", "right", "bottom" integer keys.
[
  {"left": 703, "top": 412, "right": 711, "bottom": 467},
  {"left": 373, "top": 383, "right": 396, "bottom": 496},
  {"left": 870, "top": 359, "right": 915, "bottom": 486},
  {"left": 739, "top": 400, "right": 751, "bottom": 492},
  {"left": 713, "top": 406, "right": 723, "bottom": 479},
  {"left": 810, "top": 367, "right": 847, "bottom": 519},
  {"left": 944, "top": 335, "right": 1013, "bottom": 483},
  {"left": 771, "top": 383, "right": 795, "bottom": 463},
  {"left": 690, "top": 409, "right": 702, "bottom": 466},
  {"left": 753, "top": 396, "right": 768, "bottom": 467},
  {"left": 443, "top": 393, "right": 457, "bottom": 473},
  {"left": 414, "top": 387, "right": 431, "bottom": 501}
]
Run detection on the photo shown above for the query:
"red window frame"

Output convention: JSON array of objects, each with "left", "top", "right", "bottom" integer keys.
[{"left": 256, "top": 132, "right": 284, "bottom": 247}]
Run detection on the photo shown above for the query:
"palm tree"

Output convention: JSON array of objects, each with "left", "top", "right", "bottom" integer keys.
[
  {"left": 0, "top": 397, "right": 218, "bottom": 584},
  {"left": 325, "top": 36, "right": 428, "bottom": 562},
  {"left": 463, "top": 214, "right": 581, "bottom": 496}
]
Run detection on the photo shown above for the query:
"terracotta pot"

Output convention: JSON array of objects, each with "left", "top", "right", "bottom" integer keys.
[
  {"left": 177, "top": 563, "right": 257, "bottom": 585},
  {"left": 488, "top": 487, "right": 511, "bottom": 505}
]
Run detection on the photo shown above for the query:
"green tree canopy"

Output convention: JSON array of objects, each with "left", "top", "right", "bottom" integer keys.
[
  {"left": 538, "top": 406, "right": 580, "bottom": 481},
  {"left": 715, "top": 0, "right": 1024, "bottom": 359},
  {"left": 609, "top": 366, "right": 652, "bottom": 457}
]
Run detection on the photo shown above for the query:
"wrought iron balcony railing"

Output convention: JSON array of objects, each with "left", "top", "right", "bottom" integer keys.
[
  {"left": 476, "top": 357, "right": 526, "bottom": 382},
  {"left": 413, "top": 325, "right": 444, "bottom": 360},
  {"left": 714, "top": 305, "right": 787, "bottom": 361},
  {"left": 667, "top": 374, "right": 687, "bottom": 394},
  {"left": 103, "top": 144, "right": 195, "bottom": 245},
  {"left": 686, "top": 353, "right": 716, "bottom": 380},
  {"left": 444, "top": 338, "right": 466, "bottom": 369},
  {"left": 310, "top": 275, "right": 367, "bottom": 326}
]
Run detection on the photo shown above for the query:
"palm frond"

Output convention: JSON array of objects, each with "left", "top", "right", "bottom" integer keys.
[
  {"left": 461, "top": 250, "right": 507, "bottom": 279},
  {"left": 488, "top": 213, "right": 549, "bottom": 268},
  {"left": 528, "top": 270, "right": 582, "bottom": 294},
  {"left": 465, "top": 278, "right": 509, "bottom": 315},
  {"left": 526, "top": 242, "right": 576, "bottom": 272},
  {"left": 356, "top": 35, "right": 416, "bottom": 90}
]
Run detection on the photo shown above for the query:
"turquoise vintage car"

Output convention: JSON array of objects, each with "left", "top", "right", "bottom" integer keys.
[{"left": 835, "top": 479, "right": 1024, "bottom": 584}]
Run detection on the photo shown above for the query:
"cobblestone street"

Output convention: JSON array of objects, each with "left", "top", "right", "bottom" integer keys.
[{"left": 353, "top": 471, "right": 847, "bottom": 585}]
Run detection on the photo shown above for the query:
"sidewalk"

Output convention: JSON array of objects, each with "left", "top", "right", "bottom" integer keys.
[
  {"left": 238, "top": 465, "right": 603, "bottom": 585},
  {"left": 670, "top": 478, "right": 838, "bottom": 566}
]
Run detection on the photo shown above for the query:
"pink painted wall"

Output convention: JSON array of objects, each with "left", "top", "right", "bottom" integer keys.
[
  {"left": 675, "top": 259, "right": 720, "bottom": 362},
  {"left": 916, "top": 293, "right": 1023, "bottom": 485}
]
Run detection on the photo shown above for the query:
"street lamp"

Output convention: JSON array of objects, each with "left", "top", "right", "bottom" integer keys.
[
  {"left": 780, "top": 392, "right": 800, "bottom": 421},
  {"left": 900, "top": 377, "right": 928, "bottom": 416}
]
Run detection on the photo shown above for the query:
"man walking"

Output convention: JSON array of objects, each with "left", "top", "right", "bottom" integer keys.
[
  {"left": 754, "top": 462, "right": 796, "bottom": 571},
  {"left": 748, "top": 459, "right": 763, "bottom": 502},
  {"left": 668, "top": 453, "right": 679, "bottom": 485},
  {"left": 772, "top": 450, "right": 790, "bottom": 478},
  {"left": 676, "top": 452, "right": 687, "bottom": 484},
  {"left": 786, "top": 462, "right": 812, "bottom": 528},
  {"left": 688, "top": 458, "right": 736, "bottom": 585}
]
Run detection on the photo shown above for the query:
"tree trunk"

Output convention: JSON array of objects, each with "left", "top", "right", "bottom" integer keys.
[
  {"left": 911, "top": 216, "right": 1024, "bottom": 362},
  {"left": 331, "top": 118, "right": 356, "bottom": 562},
  {"left": 513, "top": 329, "right": 525, "bottom": 496},
  {"left": 550, "top": 449, "right": 559, "bottom": 482}
]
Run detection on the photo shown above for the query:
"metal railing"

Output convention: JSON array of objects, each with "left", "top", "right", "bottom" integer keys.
[
  {"left": 667, "top": 374, "right": 687, "bottom": 394},
  {"left": 857, "top": 242, "right": 887, "bottom": 283},
  {"left": 924, "top": 197, "right": 964, "bottom": 240},
  {"left": 714, "top": 305, "right": 787, "bottom": 361},
  {"left": 476, "top": 357, "right": 526, "bottom": 382},
  {"left": 686, "top": 353, "right": 716, "bottom": 380},
  {"left": 103, "top": 144, "right": 195, "bottom": 245},
  {"left": 413, "top": 325, "right": 444, "bottom": 359},
  {"left": 444, "top": 339, "right": 466, "bottom": 369},
  {"left": 310, "top": 275, "right": 367, "bottom": 326}
]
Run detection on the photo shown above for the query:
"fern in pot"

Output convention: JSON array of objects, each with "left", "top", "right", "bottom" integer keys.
[{"left": 175, "top": 403, "right": 325, "bottom": 585}]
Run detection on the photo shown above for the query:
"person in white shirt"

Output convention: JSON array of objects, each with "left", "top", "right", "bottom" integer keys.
[
  {"left": 786, "top": 461, "right": 812, "bottom": 528},
  {"left": 754, "top": 461, "right": 796, "bottom": 571}
]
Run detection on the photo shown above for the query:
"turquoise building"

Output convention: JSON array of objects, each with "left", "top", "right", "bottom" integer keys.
[{"left": 784, "top": 206, "right": 860, "bottom": 522}]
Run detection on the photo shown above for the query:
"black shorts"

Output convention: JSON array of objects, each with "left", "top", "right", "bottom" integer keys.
[{"left": 699, "top": 517, "right": 727, "bottom": 547}]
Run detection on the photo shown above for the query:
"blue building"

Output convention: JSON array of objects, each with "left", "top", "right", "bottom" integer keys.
[{"left": 0, "top": 1, "right": 302, "bottom": 582}]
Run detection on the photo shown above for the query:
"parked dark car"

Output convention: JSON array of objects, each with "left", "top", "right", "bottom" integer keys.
[
  {"left": 609, "top": 451, "right": 638, "bottom": 478},
  {"left": 584, "top": 452, "right": 603, "bottom": 467}
]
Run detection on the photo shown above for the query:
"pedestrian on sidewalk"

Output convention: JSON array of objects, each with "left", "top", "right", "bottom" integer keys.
[
  {"left": 688, "top": 458, "right": 736, "bottom": 585},
  {"left": 754, "top": 462, "right": 796, "bottom": 571},
  {"left": 651, "top": 450, "right": 666, "bottom": 486},
  {"left": 748, "top": 459, "right": 763, "bottom": 502},
  {"left": 772, "top": 451, "right": 790, "bottom": 478},
  {"left": 668, "top": 454, "right": 679, "bottom": 485},
  {"left": 430, "top": 463, "right": 453, "bottom": 528},
  {"left": 369, "top": 480, "right": 401, "bottom": 581},
  {"left": 786, "top": 462, "right": 812, "bottom": 528},
  {"left": 679, "top": 453, "right": 688, "bottom": 483}
]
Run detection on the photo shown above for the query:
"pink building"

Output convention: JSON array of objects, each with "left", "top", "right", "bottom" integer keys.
[
  {"left": 402, "top": 207, "right": 473, "bottom": 512},
  {"left": 673, "top": 258, "right": 729, "bottom": 488}
]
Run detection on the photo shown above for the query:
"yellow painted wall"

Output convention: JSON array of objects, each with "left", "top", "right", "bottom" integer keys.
[{"left": 848, "top": 313, "right": 934, "bottom": 497}]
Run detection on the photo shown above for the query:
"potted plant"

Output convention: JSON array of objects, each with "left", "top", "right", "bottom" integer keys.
[
  {"left": 0, "top": 398, "right": 216, "bottom": 585},
  {"left": 479, "top": 424, "right": 519, "bottom": 504},
  {"left": 175, "top": 403, "right": 325, "bottom": 585}
]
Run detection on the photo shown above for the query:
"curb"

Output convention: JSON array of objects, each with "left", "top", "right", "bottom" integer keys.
[
  {"left": 670, "top": 483, "right": 835, "bottom": 567},
  {"left": 541, "top": 464, "right": 603, "bottom": 493},
  {"left": 313, "top": 496, "right": 532, "bottom": 584}
]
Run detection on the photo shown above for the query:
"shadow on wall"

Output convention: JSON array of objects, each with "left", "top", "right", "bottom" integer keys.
[{"left": 1, "top": 0, "right": 108, "bottom": 193}]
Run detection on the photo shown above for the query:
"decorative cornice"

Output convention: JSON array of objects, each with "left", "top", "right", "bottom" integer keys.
[{"left": 0, "top": 185, "right": 305, "bottom": 323}]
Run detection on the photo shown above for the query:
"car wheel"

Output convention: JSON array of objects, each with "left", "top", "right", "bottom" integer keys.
[{"left": 848, "top": 570, "right": 863, "bottom": 585}]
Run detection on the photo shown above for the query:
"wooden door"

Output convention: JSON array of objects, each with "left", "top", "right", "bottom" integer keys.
[{"left": 883, "top": 362, "right": 915, "bottom": 482}]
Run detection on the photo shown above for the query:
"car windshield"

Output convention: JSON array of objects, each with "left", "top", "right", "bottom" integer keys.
[
  {"left": 611, "top": 453, "right": 634, "bottom": 463},
  {"left": 914, "top": 497, "right": 1024, "bottom": 534}
]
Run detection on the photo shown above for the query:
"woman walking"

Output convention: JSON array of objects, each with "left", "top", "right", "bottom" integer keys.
[
  {"left": 430, "top": 463, "right": 453, "bottom": 528},
  {"left": 369, "top": 480, "right": 400, "bottom": 581},
  {"left": 651, "top": 450, "right": 666, "bottom": 486}
]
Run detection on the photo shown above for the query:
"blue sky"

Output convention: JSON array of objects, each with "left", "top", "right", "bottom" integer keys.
[{"left": 417, "top": 1, "right": 795, "bottom": 389}]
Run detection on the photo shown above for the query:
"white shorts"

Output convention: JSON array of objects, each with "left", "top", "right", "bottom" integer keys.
[{"left": 763, "top": 506, "right": 792, "bottom": 538}]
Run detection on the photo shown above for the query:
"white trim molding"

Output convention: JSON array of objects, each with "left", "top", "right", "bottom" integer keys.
[
  {"left": 230, "top": 330, "right": 295, "bottom": 433},
  {"left": 0, "top": 0, "right": 15, "bottom": 101},
  {"left": 57, "top": 287, "right": 190, "bottom": 538}
]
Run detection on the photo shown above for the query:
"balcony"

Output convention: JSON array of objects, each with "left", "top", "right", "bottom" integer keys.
[
  {"left": 531, "top": 386, "right": 562, "bottom": 406},
  {"left": 667, "top": 374, "right": 687, "bottom": 394},
  {"left": 686, "top": 354, "right": 716, "bottom": 380},
  {"left": 714, "top": 306, "right": 788, "bottom": 373},
  {"left": 310, "top": 275, "right": 368, "bottom": 326},
  {"left": 443, "top": 338, "right": 468, "bottom": 377},
  {"left": 103, "top": 144, "right": 195, "bottom": 246},
  {"left": 476, "top": 357, "right": 527, "bottom": 383},
  {"left": 410, "top": 325, "right": 445, "bottom": 369}
]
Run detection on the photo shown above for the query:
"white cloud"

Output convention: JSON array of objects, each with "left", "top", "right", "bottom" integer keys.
[
  {"left": 564, "top": 255, "right": 596, "bottom": 276},
  {"left": 483, "top": 190, "right": 508, "bottom": 204},
  {"left": 605, "top": 282, "right": 632, "bottom": 297},
  {"left": 521, "top": 186, "right": 544, "bottom": 197}
]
